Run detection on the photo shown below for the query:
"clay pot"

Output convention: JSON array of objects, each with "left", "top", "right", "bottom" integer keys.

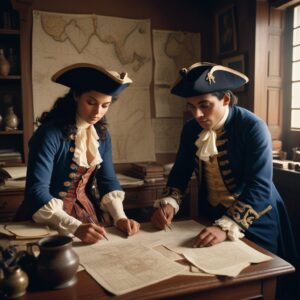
[{"left": 29, "top": 235, "right": 79, "bottom": 289}]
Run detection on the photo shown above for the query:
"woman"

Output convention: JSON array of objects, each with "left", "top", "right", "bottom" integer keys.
[{"left": 19, "top": 63, "right": 140, "bottom": 243}]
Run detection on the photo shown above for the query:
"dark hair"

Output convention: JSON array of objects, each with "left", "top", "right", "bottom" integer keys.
[
  {"left": 211, "top": 90, "right": 238, "bottom": 106},
  {"left": 36, "top": 90, "right": 110, "bottom": 140}
]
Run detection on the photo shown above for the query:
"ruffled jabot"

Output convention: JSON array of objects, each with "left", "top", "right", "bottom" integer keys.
[
  {"left": 195, "top": 106, "right": 229, "bottom": 161},
  {"left": 72, "top": 116, "right": 102, "bottom": 167}
]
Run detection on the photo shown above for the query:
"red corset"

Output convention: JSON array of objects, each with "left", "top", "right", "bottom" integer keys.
[{"left": 63, "top": 165, "right": 99, "bottom": 223}]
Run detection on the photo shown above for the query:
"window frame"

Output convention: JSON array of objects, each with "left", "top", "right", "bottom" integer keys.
[{"left": 283, "top": 6, "right": 300, "bottom": 152}]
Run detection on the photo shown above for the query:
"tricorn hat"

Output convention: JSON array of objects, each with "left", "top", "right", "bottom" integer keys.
[
  {"left": 171, "top": 62, "right": 249, "bottom": 97},
  {"left": 52, "top": 63, "right": 132, "bottom": 96}
]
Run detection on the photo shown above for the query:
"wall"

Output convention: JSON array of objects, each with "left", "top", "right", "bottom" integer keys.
[
  {"left": 16, "top": 0, "right": 213, "bottom": 167},
  {"left": 210, "top": 0, "right": 256, "bottom": 111}
]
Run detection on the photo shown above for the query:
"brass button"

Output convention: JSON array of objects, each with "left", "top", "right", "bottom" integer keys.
[
  {"left": 58, "top": 191, "right": 67, "bottom": 198},
  {"left": 64, "top": 181, "right": 71, "bottom": 187},
  {"left": 69, "top": 147, "right": 75, "bottom": 153},
  {"left": 70, "top": 163, "right": 77, "bottom": 170},
  {"left": 69, "top": 173, "right": 76, "bottom": 179}
]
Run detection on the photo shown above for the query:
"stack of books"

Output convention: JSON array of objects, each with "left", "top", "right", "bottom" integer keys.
[
  {"left": 0, "top": 148, "right": 22, "bottom": 164},
  {"left": 130, "top": 162, "right": 165, "bottom": 183}
]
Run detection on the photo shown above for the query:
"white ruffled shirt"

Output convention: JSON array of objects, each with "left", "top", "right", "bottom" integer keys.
[
  {"left": 33, "top": 116, "right": 127, "bottom": 234},
  {"left": 195, "top": 105, "right": 229, "bottom": 162}
]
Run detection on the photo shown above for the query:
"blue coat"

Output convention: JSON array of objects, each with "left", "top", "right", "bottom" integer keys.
[
  {"left": 168, "top": 105, "right": 297, "bottom": 264},
  {"left": 23, "top": 121, "right": 121, "bottom": 216}
]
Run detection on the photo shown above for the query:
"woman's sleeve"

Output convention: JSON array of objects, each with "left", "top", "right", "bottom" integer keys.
[
  {"left": 95, "top": 131, "right": 126, "bottom": 223},
  {"left": 25, "top": 126, "right": 61, "bottom": 212},
  {"left": 95, "top": 131, "right": 122, "bottom": 196},
  {"left": 33, "top": 198, "right": 82, "bottom": 235}
]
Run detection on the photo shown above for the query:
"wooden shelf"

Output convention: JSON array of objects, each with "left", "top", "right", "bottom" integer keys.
[
  {"left": 0, "top": 75, "right": 21, "bottom": 80},
  {"left": 0, "top": 28, "right": 20, "bottom": 35},
  {"left": 0, "top": 130, "right": 23, "bottom": 135}
]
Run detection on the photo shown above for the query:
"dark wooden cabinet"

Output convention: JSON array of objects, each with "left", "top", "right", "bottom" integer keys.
[
  {"left": 0, "top": 22, "right": 24, "bottom": 166},
  {"left": 0, "top": 0, "right": 34, "bottom": 167},
  {"left": 273, "top": 167, "right": 300, "bottom": 255}
]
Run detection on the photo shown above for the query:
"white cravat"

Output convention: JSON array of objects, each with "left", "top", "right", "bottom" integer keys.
[
  {"left": 195, "top": 106, "right": 229, "bottom": 161},
  {"left": 73, "top": 116, "right": 102, "bottom": 167}
]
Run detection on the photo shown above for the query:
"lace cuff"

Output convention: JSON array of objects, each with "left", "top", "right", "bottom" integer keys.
[
  {"left": 99, "top": 190, "right": 127, "bottom": 224},
  {"left": 32, "top": 198, "right": 82, "bottom": 235},
  {"left": 214, "top": 215, "right": 244, "bottom": 241},
  {"left": 153, "top": 197, "right": 179, "bottom": 214}
]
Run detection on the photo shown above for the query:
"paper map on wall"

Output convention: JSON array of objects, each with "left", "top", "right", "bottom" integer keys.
[
  {"left": 32, "top": 10, "right": 155, "bottom": 162},
  {"left": 152, "top": 118, "right": 183, "bottom": 153},
  {"left": 152, "top": 30, "right": 201, "bottom": 117}
]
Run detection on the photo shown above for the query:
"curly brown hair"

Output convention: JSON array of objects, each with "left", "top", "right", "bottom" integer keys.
[{"left": 36, "top": 90, "right": 110, "bottom": 140}]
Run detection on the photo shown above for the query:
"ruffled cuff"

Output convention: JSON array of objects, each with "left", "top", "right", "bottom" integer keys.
[
  {"left": 153, "top": 197, "right": 179, "bottom": 214},
  {"left": 99, "top": 190, "right": 127, "bottom": 224},
  {"left": 32, "top": 198, "right": 82, "bottom": 235},
  {"left": 213, "top": 215, "right": 244, "bottom": 241}
]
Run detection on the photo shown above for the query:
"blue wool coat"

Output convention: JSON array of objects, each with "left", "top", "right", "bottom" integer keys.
[
  {"left": 168, "top": 105, "right": 297, "bottom": 264},
  {"left": 23, "top": 121, "right": 121, "bottom": 216}
]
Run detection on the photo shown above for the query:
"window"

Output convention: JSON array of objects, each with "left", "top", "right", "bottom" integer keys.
[{"left": 291, "top": 5, "right": 300, "bottom": 129}]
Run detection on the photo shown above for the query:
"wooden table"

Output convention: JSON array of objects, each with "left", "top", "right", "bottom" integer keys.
[{"left": 2, "top": 234, "right": 294, "bottom": 300}]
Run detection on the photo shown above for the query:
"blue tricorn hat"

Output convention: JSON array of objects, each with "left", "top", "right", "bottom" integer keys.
[
  {"left": 171, "top": 62, "right": 249, "bottom": 97},
  {"left": 51, "top": 63, "right": 132, "bottom": 96}
]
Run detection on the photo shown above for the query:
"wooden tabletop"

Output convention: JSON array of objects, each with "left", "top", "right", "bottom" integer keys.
[
  {"left": 0, "top": 218, "right": 295, "bottom": 300},
  {"left": 2, "top": 235, "right": 292, "bottom": 300}
]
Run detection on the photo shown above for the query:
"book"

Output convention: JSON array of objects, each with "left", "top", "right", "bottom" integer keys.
[
  {"left": 131, "top": 162, "right": 164, "bottom": 174},
  {"left": 116, "top": 173, "right": 144, "bottom": 187},
  {"left": 0, "top": 166, "right": 27, "bottom": 180}
]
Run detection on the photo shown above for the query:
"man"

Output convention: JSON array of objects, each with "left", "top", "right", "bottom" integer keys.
[{"left": 151, "top": 62, "right": 297, "bottom": 267}]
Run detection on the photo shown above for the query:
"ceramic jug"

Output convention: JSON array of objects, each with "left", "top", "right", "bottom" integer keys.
[
  {"left": 0, "top": 266, "right": 29, "bottom": 299},
  {"left": 28, "top": 235, "right": 79, "bottom": 289}
]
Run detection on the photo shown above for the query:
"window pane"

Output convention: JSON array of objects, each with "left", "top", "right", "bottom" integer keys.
[
  {"left": 292, "top": 61, "right": 300, "bottom": 80},
  {"left": 293, "top": 45, "right": 300, "bottom": 61},
  {"left": 292, "top": 83, "right": 300, "bottom": 108},
  {"left": 294, "top": 6, "right": 300, "bottom": 28},
  {"left": 293, "top": 27, "right": 300, "bottom": 45},
  {"left": 291, "top": 109, "right": 300, "bottom": 128}
]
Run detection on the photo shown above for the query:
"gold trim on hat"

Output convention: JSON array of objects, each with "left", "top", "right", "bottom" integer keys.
[
  {"left": 52, "top": 63, "right": 133, "bottom": 85},
  {"left": 206, "top": 65, "right": 249, "bottom": 85}
]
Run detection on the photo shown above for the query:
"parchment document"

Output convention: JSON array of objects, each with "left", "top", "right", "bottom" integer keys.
[
  {"left": 73, "top": 220, "right": 272, "bottom": 295},
  {"left": 74, "top": 241, "right": 185, "bottom": 295}
]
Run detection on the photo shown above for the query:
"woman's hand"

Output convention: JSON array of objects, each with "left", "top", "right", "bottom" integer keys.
[
  {"left": 74, "top": 223, "right": 108, "bottom": 243},
  {"left": 151, "top": 204, "right": 174, "bottom": 230},
  {"left": 193, "top": 226, "right": 227, "bottom": 248},
  {"left": 116, "top": 218, "right": 140, "bottom": 236}
]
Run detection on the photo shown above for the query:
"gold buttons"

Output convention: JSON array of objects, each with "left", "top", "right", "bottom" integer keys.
[
  {"left": 69, "top": 173, "right": 76, "bottom": 179},
  {"left": 58, "top": 191, "right": 67, "bottom": 198},
  {"left": 222, "top": 169, "right": 232, "bottom": 176},
  {"left": 64, "top": 181, "right": 71, "bottom": 187},
  {"left": 69, "top": 147, "right": 75, "bottom": 152},
  {"left": 70, "top": 163, "right": 77, "bottom": 170}
]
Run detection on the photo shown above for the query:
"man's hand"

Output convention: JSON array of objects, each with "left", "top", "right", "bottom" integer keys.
[
  {"left": 151, "top": 203, "right": 174, "bottom": 230},
  {"left": 193, "top": 225, "right": 227, "bottom": 247},
  {"left": 74, "top": 223, "right": 108, "bottom": 243},
  {"left": 116, "top": 218, "right": 140, "bottom": 236}
]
